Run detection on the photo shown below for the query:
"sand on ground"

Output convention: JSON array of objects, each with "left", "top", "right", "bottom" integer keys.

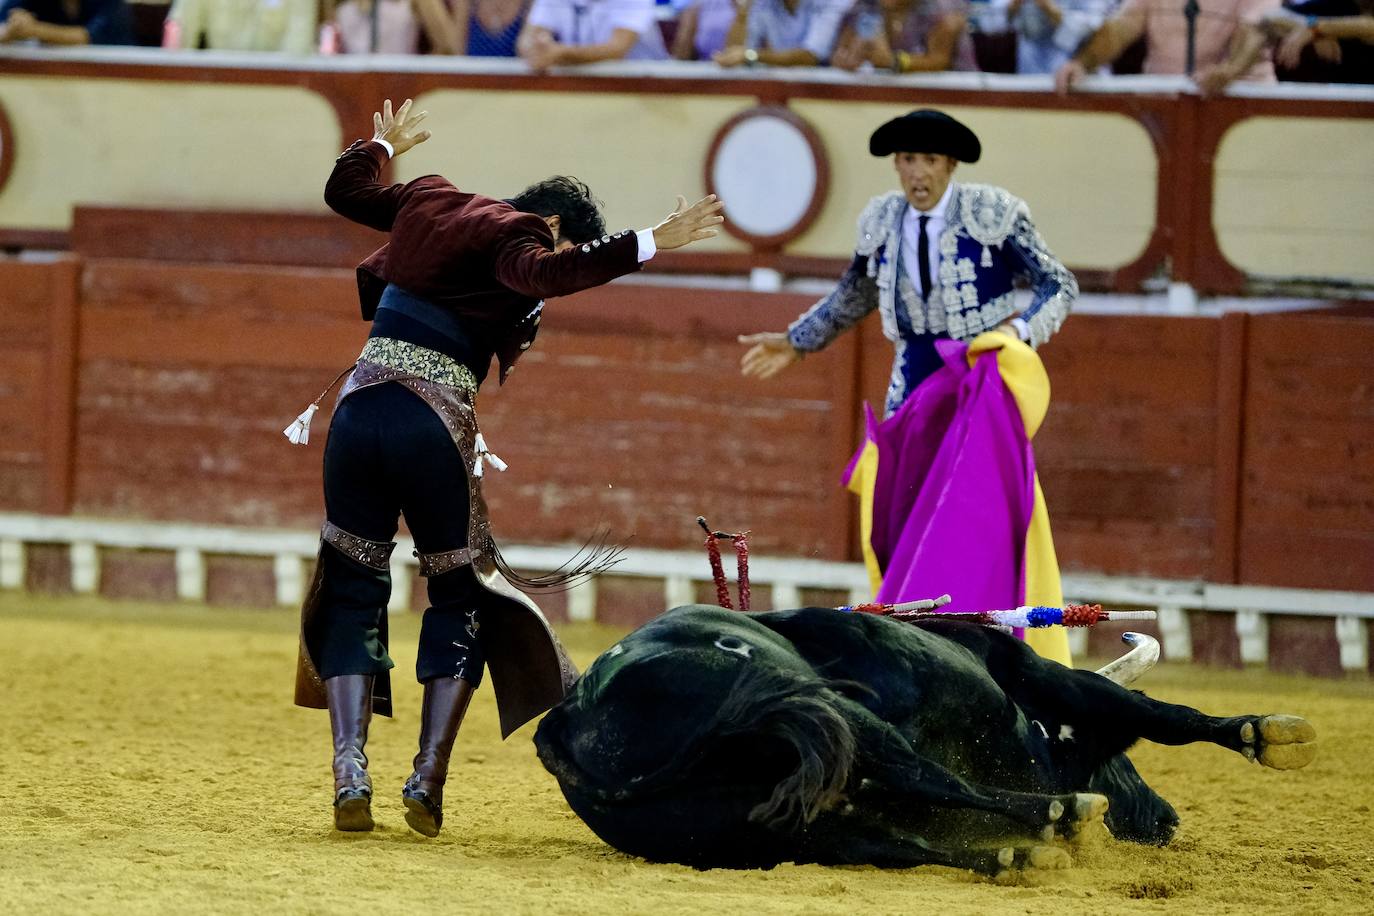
[{"left": 2, "top": 594, "right": 1372, "bottom": 915}]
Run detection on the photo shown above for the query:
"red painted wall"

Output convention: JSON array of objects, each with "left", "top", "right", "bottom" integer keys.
[{"left": 4, "top": 211, "right": 1373, "bottom": 593}]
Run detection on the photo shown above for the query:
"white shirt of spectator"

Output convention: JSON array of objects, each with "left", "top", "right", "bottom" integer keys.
[
  {"left": 900, "top": 181, "right": 1029, "bottom": 342},
  {"left": 745, "top": 0, "right": 851, "bottom": 62},
  {"left": 525, "top": 0, "right": 669, "bottom": 59}
]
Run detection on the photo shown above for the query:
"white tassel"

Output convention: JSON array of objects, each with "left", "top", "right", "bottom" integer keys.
[
  {"left": 981, "top": 245, "right": 993, "bottom": 268},
  {"left": 283, "top": 403, "right": 319, "bottom": 446},
  {"left": 472, "top": 433, "right": 507, "bottom": 476}
]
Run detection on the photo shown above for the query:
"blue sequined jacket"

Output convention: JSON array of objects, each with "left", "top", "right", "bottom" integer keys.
[{"left": 787, "top": 183, "right": 1076, "bottom": 414}]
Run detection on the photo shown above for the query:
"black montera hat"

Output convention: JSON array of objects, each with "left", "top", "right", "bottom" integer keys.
[{"left": 869, "top": 109, "right": 981, "bottom": 162}]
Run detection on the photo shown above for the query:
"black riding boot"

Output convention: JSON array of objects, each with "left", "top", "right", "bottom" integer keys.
[
  {"left": 325, "top": 674, "right": 375, "bottom": 832},
  {"left": 402, "top": 676, "right": 475, "bottom": 837}
]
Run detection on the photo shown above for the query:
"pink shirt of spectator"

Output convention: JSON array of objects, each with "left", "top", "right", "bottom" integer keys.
[
  {"left": 1115, "top": 0, "right": 1278, "bottom": 80},
  {"left": 335, "top": 0, "right": 422, "bottom": 53}
]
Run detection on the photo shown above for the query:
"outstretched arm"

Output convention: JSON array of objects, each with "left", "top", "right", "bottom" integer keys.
[
  {"left": 1054, "top": 14, "right": 1145, "bottom": 93},
  {"left": 492, "top": 195, "right": 725, "bottom": 300},
  {"left": 323, "top": 98, "right": 433, "bottom": 232},
  {"left": 1, "top": 8, "right": 91, "bottom": 44},
  {"left": 739, "top": 255, "right": 878, "bottom": 380}
]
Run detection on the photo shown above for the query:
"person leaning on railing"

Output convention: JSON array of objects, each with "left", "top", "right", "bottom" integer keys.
[
  {"left": 163, "top": 0, "right": 316, "bottom": 53},
  {"left": 516, "top": 0, "right": 668, "bottom": 70},
  {"left": 713, "top": 0, "right": 852, "bottom": 68},
  {"left": 0, "top": 0, "right": 134, "bottom": 45},
  {"left": 830, "top": 0, "right": 979, "bottom": 72},
  {"left": 671, "top": 0, "right": 742, "bottom": 59},
  {"left": 1054, "top": 0, "right": 1280, "bottom": 91},
  {"left": 452, "top": 0, "right": 530, "bottom": 55},
  {"left": 1196, "top": 0, "right": 1374, "bottom": 90},
  {"left": 326, "top": 0, "right": 423, "bottom": 53},
  {"left": 1006, "top": 0, "right": 1117, "bottom": 73}
]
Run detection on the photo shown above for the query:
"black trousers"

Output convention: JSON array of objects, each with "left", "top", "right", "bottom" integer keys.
[{"left": 308, "top": 382, "right": 488, "bottom": 686}]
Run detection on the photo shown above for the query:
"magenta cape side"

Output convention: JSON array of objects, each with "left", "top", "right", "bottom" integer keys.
[{"left": 845, "top": 339, "right": 1036, "bottom": 614}]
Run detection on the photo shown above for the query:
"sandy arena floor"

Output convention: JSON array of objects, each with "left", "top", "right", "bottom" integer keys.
[{"left": 2, "top": 594, "right": 1372, "bottom": 914}]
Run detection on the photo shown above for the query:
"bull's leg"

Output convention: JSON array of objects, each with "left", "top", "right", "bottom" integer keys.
[
  {"left": 1046, "top": 671, "right": 1317, "bottom": 770},
  {"left": 802, "top": 812, "right": 1071, "bottom": 877},
  {"left": 928, "top": 623, "right": 1317, "bottom": 772},
  {"left": 837, "top": 696, "right": 1107, "bottom": 839}
]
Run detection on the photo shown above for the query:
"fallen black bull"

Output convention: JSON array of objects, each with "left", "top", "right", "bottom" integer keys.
[{"left": 534, "top": 604, "right": 1316, "bottom": 875}]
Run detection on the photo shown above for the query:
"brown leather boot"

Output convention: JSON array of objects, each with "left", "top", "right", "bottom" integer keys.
[
  {"left": 402, "top": 676, "right": 474, "bottom": 837},
  {"left": 325, "top": 674, "right": 374, "bottom": 832}
]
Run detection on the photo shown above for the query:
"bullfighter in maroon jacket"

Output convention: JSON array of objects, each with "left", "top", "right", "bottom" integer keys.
[{"left": 290, "top": 99, "right": 724, "bottom": 837}]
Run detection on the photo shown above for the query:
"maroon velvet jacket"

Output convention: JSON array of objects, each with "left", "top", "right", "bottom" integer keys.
[{"left": 324, "top": 139, "right": 643, "bottom": 383}]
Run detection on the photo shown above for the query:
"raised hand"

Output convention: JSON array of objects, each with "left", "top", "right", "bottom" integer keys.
[
  {"left": 651, "top": 195, "right": 725, "bottom": 251},
  {"left": 372, "top": 98, "right": 431, "bottom": 157},
  {"left": 739, "top": 332, "right": 802, "bottom": 379}
]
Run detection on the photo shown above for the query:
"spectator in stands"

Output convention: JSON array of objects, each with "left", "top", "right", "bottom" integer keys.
[
  {"left": 0, "top": 0, "right": 134, "bottom": 45},
  {"left": 164, "top": 0, "right": 316, "bottom": 53},
  {"left": 517, "top": 0, "right": 666, "bottom": 69},
  {"left": 455, "top": 0, "right": 530, "bottom": 54},
  {"left": 1196, "top": 0, "right": 1374, "bottom": 89},
  {"left": 713, "top": 0, "right": 852, "bottom": 67},
  {"left": 330, "top": 0, "right": 422, "bottom": 52},
  {"left": 830, "top": 0, "right": 977, "bottom": 72},
  {"left": 1007, "top": 0, "right": 1116, "bottom": 73},
  {"left": 1054, "top": 0, "right": 1279, "bottom": 90},
  {"left": 672, "top": 0, "right": 740, "bottom": 59},
  {"left": 325, "top": 0, "right": 505, "bottom": 55}
]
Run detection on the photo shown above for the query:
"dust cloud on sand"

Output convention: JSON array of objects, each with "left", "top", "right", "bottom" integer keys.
[{"left": 2, "top": 595, "right": 1371, "bottom": 914}]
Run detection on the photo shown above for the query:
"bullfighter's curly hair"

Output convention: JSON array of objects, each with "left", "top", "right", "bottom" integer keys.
[{"left": 510, "top": 176, "right": 607, "bottom": 245}]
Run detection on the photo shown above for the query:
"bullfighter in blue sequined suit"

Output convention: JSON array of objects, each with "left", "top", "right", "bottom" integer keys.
[{"left": 742, "top": 109, "right": 1076, "bottom": 417}]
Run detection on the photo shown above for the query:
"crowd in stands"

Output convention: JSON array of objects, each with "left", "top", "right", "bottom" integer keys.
[{"left": 1, "top": 0, "right": 1371, "bottom": 87}]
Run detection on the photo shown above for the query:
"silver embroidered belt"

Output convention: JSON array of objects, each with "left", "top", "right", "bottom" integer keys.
[{"left": 358, "top": 337, "right": 478, "bottom": 395}]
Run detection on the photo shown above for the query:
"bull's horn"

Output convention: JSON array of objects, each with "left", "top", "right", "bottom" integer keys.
[{"left": 1094, "top": 632, "right": 1160, "bottom": 687}]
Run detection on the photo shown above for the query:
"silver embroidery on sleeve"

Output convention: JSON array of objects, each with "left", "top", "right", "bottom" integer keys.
[{"left": 1011, "top": 211, "right": 1076, "bottom": 348}]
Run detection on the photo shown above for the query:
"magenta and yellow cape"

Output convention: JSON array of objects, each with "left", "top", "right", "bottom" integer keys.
[{"left": 844, "top": 332, "right": 1071, "bottom": 666}]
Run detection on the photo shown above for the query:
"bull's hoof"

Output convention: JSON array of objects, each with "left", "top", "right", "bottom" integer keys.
[
  {"left": 333, "top": 788, "right": 374, "bottom": 832},
  {"left": 995, "top": 844, "right": 1072, "bottom": 878},
  {"left": 1043, "top": 793, "right": 1108, "bottom": 841},
  {"left": 1241, "top": 715, "right": 1317, "bottom": 770}
]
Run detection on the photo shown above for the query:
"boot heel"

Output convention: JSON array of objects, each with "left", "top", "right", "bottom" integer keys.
[
  {"left": 334, "top": 788, "right": 375, "bottom": 832},
  {"left": 402, "top": 783, "right": 442, "bottom": 837}
]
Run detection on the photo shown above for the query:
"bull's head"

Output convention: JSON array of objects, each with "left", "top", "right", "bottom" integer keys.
[{"left": 535, "top": 605, "right": 857, "bottom": 838}]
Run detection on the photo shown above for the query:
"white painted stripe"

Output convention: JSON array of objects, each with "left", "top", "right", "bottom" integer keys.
[
  {"left": 0, "top": 514, "right": 1369, "bottom": 627},
  {"left": 567, "top": 579, "right": 597, "bottom": 623},
  {"left": 174, "top": 547, "right": 206, "bottom": 602},
  {"left": 0, "top": 539, "right": 24, "bottom": 589}
]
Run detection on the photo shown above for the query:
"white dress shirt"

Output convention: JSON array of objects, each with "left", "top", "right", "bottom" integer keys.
[
  {"left": 899, "top": 182, "right": 952, "bottom": 302},
  {"left": 371, "top": 138, "right": 655, "bottom": 262},
  {"left": 899, "top": 181, "right": 1029, "bottom": 342}
]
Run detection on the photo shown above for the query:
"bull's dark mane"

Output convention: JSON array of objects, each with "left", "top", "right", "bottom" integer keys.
[
  {"left": 713, "top": 666, "right": 858, "bottom": 831},
  {"left": 541, "top": 663, "right": 859, "bottom": 833}
]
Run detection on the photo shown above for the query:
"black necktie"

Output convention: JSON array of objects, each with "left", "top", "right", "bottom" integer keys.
[{"left": 917, "top": 215, "right": 932, "bottom": 301}]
